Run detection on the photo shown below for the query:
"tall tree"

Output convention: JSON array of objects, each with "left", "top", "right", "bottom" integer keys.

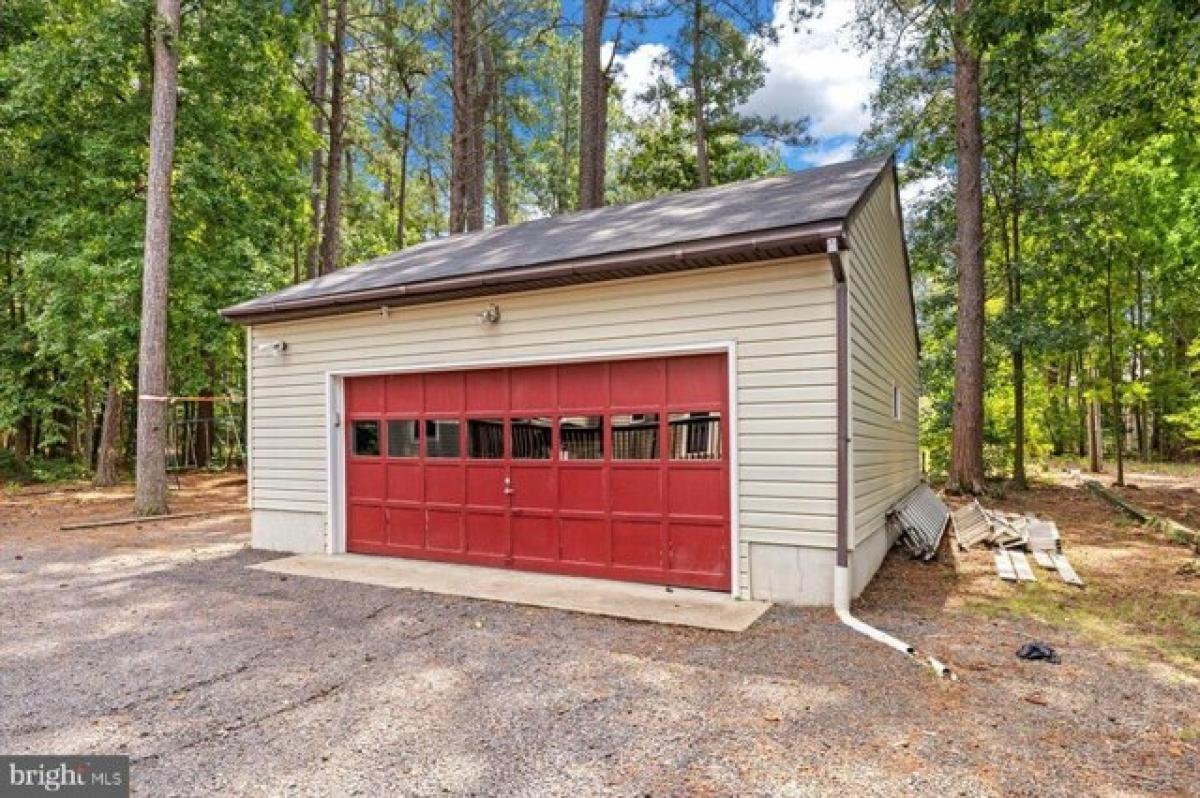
[
  {"left": 305, "top": 0, "right": 330, "bottom": 279},
  {"left": 317, "top": 0, "right": 347, "bottom": 273},
  {"left": 134, "top": 0, "right": 181, "bottom": 515},
  {"left": 578, "top": 0, "right": 610, "bottom": 208},
  {"left": 448, "top": 0, "right": 484, "bottom": 233},
  {"left": 947, "top": 0, "right": 986, "bottom": 493}
]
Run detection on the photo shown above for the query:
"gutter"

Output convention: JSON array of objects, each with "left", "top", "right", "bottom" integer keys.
[
  {"left": 826, "top": 236, "right": 953, "bottom": 680},
  {"left": 222, "top": 221, "right": 846, "bottom": 325}
]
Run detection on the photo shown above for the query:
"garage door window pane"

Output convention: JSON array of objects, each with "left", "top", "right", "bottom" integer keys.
[
  {"left": 612, "top": 413, "right": 659, "bottom": 459},
  {"left": 559, "top": 416, "right": 603, "bottom": 460},
  {"left": 352, "top": 420, "right": 380, "bottom": 456},
  {"left": 425, "top": 419, "right": 461, "bottom": 458},
  {"left": 512, "top": 417, "right": 552, "bottom": 459},
  {"left": 387, "top": 419, "right": 419, "bottom": 458},
  {"left": 468, "top": 418, "right": 504, "bottom": 459},
  {"left": 669, "top": 412, "right": 721, "bottom": 460}
]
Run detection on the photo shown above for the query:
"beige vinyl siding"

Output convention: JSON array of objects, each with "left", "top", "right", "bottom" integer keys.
[
  {"left": 247, "top": 257, "right": 839, "bottom": 589},
  {"left": 846, "top": 170, "right": 921, "bottom": 548}
]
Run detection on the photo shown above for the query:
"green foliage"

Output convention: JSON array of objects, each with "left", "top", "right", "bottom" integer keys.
[
  {"left": 863, "top": 0, "right": 1200, "bottom": 478},
  {"left": 0, "top": 0, "right": 309, "bottom": 463}
]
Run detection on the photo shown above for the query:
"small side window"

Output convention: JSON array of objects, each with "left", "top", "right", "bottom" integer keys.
[
  {"left": 892, "top": 384, "right": 902, "bottom": 420},
  {"left": 352, "top": 420, "right": 380, "bottom": 456}
]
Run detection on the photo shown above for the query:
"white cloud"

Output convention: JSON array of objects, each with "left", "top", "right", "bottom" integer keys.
[
  {"left": 741, "top": 0, "right": 875, "bottom": 141},
  {"left": 606, "top": 42, "right": 674, "bottom": 120},
  {"left": 807, "top": 139, "right": 857, "bottom": 166},
  {"left": 899, "top": 173, "right": 948, "bottom": 215}
]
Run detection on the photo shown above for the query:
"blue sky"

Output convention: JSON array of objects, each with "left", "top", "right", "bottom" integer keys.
[{"left": 583, "top": 0, "right": 877, "bottom": 170}]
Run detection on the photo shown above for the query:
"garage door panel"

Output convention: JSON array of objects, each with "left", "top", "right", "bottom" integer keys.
[
  {"left": 511, "top": 465, "right": 556, "bottom": 510},
  {"left": 611, "top": 520, "right": 663, "bottom": 569},
  {"left": 346, "top": 375, "right": 385, "bottom": 413},
  {"left": 611, "top": 467, "right": 661, "bottom": 514},
  {"left": 385, "top": 374, "right": 422, "bottom": 412},
  {"left": 512, "top": 516, "right": 556, "bottom": 560},
  {"left": 346, "top": 353, "right": 729, "bottom": 591},
  {"left": 424, "top": 371, "right": 464, "bottom": 412},
  {"left": 561, "top": 518, "right": 608, "bottom": 564},
  {"left": 386, "top": 463, "right": 421, "bottom": 502},
  {"left": 425, "top": 464, "right": 464, "bottom": 504},
  {"left": 348, "top": 461, "right": 385, "bottom": 500},
  {"left": 426, "top": 509, "right": 463, "bottom": 551},
  {"left": 465, "top": 512, "right": 508, "bottom": 556},
  {"left": 667, "top": 469, "right": 726, "bottom": 517},
  {"left": 466, "top": 465, "right": 506, "bottom": 506},
  {"left": 510, "top": 365, "right": 556, "bottom": 411},
  {"left": 669, "top": 522, "right": 727, "bottom": 575},
  {"left": 465, "top": 369, "right": 508, "bottom": 412},
  {"left": 558, "top": 467, "right": 605, "bottom": 511},
  {"left": 385, "top": 507, "right": 424, "bottom": 548},
  {"left": 348, "top": 504, "right": 385, "bottom": 545},
  {"left": 610, "top": 359, "right": 665, "bottom": 408},
  {"left": 667, "top": 355, "right": 725, "bottom": 407},
  {"left": 557, "top": 362, "right": 608, "bottom": 410}
]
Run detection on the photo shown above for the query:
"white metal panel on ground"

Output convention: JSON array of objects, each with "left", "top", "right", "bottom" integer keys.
[
  {"left": 1009, "top": 550, "right": 1037, "bottom": 582},
  {"left": 1051, "top": 553, "right": 1084, "bottom": 586},
  {"left": 248, "top": 257, "right": 839, "bottom": 588},
  {"left": 994, "top": 550, "right": 1017, "bottom": 581}
]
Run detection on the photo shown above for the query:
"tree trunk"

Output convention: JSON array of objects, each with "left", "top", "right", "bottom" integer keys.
[
  {"left": 464, "top": 38, "right": 489, "bottom": 232},
  {"left": 1088, "top": 389, "right": 1104, "bottom": 473},
  {"left": 947, "top": 0, "right": 986, "bottom": 494},
  {"left": 1076, "top": 350, "right": 1087, "bottom": 457},
  {"left": 195, "top": 394, "right": 213, "bottom": 469},
  {"left": 317, "top": 0, "right": 347, "bottom": 273},
  {"left": 578, "top": 0, "right": 609, "bottom": 209},
  {"left": 449, "top": 0, "right": 473, "bottom": 233},
  {"left": 94, "top": 380, "right": 124, "bottom": 487},
  {"left": 305, "top": 0, "right": 329, "bottom": 280},
  {"left": 487, "top": 45, "right": 510, "bottom": 226},
  {"left": 1009, "top": 81, "right": 1025, "bottom": 490},
  {"left": 691, "top": 0, "right": 710, "bottom": 188},
  {"left": 395, "top": 83, "right": 413, "bottom": 248},
  {"left": 134, "top": 0, "right": 181, "bottom": 516},
  {"left": 1106, "top": 259, "right": 1125, "bottom": 486},
  {"left": 1134, "top": 266, "right": 1148, "bottom": 460}
]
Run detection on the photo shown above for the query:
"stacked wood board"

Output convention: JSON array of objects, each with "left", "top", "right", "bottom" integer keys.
[{"left": 952, "top": 503, "right": 1082, "bottom": 587}]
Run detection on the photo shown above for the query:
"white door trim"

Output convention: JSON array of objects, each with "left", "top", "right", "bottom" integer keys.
[{"left": 323, "top": 339, "right": 741, "bottom": 597}]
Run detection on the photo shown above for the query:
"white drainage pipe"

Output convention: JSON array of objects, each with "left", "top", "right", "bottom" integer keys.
[{"left": 834, "top": 565, "right": 955, "bottom": 680}]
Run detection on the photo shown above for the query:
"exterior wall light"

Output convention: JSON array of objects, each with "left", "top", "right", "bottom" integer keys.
[
  {"left": 255, "top": 340, "right": 287, "bottom": 356},
  {"left": 478, "top": 303, "right": 501, "bottom": 326}
]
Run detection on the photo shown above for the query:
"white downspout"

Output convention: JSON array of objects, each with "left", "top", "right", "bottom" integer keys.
[{"left": 827, "top": 236, "right": 953, "bottom": 680}]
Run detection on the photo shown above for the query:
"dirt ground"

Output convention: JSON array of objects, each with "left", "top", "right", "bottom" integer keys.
[{"left": 2, "top": 474, "right": 1198, "bottom": 796}]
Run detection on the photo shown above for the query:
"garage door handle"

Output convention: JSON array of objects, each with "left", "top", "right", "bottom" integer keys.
[{"left": 503, "top": 477, "right": 515, "bottom": 495}]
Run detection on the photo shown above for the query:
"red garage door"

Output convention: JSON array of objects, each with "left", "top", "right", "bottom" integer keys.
[{"left": 343, "top": 354, "right": 730, "bottom": 591}]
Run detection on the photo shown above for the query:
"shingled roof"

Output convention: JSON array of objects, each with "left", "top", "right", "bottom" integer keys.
[{"left": 223, "top": 153, "right": 892, "bottom": 324}]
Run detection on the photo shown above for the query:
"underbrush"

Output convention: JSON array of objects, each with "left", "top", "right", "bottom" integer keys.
[{"left": 0, "top": 453, "right": 92, "bottom": 486}]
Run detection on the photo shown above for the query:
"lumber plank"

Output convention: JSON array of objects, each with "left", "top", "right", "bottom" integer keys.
[
  {"left": 1050, "top": 553, "right": 1084, "bottom": 586},
  {"left": 1009, "top": 551, "right": 1037, "bottom": 582},
  {"left": 60, "top": 511, "right": 214, "bottom": 531},
  {"left": 994, "top": 550, "right": 1017, "bottom": 581},
  {"left": 1032, "top": 550, "right": 1055, "bottom": 569}
]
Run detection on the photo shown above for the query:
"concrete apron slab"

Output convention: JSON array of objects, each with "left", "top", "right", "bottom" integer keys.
[{"left": 250, "top": 554, "right": 771, "bottom": 632}]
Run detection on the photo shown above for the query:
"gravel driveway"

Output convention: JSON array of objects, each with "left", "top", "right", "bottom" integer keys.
[{"left": 1, "top": 480, "right": 1196, "bottom": 796}]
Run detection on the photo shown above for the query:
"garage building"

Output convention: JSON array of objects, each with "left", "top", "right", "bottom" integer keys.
[{"left": 221, "top": 154, "right": 919, "bottom": 606}]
